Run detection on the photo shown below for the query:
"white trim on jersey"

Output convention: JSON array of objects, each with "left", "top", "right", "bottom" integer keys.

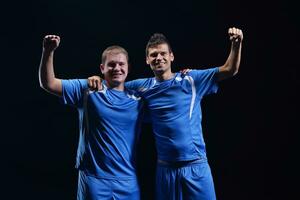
[
  {"left": 184, "top": 76, "right": 196, "bottom": 119},
  {"left": 138, "top": 78, "right": 156, "bottom": 92},
  {"left": 127, "top": 93, "right": 141, "bottom": 101},
  {"left": 83, "top": 89, "right": 90, "bottom": 134},
  {"left": 175, "top": 76, "right": 182, "bottom": 81},
  {"left": 100, "top": 83, "right": 107, "bottom": 94},
  {"left": 153, "top": 79, "right": 157, "bottom": 86}
]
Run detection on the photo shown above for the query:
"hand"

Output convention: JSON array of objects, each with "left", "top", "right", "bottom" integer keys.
[
  {"left": 180, "top": 68, "right": 192, "bottom": 74},
  {"left": 43, "top": 35, "right": 60, "bottom": 52},
  {"left": 88, "top": 76, "right": 103, "bottom": 91},
  {"left": 228, "top": 27, "right": 243, "bottom": 44}
]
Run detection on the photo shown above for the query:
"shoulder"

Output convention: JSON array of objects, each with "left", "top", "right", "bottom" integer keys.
[
  {"left": 62, "top": 79, "right": 88, "bottom": 88},
  {"left": 125, "top": 77, "right": 154, "bottom": 92},
  {"left": 127, "top": 77, "right": 152, "bottom": 85},
  {"left": 182, "top": 68, "right": 219, "bottom": 78}
]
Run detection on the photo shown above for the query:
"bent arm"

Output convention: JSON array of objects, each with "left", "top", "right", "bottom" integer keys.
[
  {"left": 38, "top": 35, "right": 62, "bottom": 96},
  {"left": 218, "top": 27, "right": 243, "bottom": 81}
]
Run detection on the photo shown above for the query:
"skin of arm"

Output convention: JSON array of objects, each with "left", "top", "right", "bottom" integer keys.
[
  {"left": 38, "top": 35, "right": 62, "bottom": 97},
  {"left": 217, "top": 27, "right": 243, "bottom": 81}
]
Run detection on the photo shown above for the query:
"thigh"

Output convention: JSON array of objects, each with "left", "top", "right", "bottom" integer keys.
[
  {"left": 111, "top": 179, "right": 140, "bottom": 200},
  {"left": 155, "top": 165, "right": 181, "bottom": 200},
  {"left": 77, "top": 171, "right": 140, "bottom": 200},
  {"left": 181, "top": 162, "right": 216, "bottom": 200},
  {"left": 77, "top": 171, "right": 112, "bottom": 200}
]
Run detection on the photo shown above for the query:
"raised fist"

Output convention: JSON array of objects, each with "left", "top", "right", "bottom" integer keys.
[
  {"left": 43, "top": 35, "right": 60, "bottom": 52},
  {"left": 228, "top": 27, "right": 243, "bottom": 44}
]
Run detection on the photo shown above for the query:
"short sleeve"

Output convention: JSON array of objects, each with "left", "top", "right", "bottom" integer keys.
[
  {"left": 188, "top": 67, "right": 219, "bottom": 97},
  {"left": 61, "top": 79, "right": 88, "bottom": 107},
  {"left": 125, "top": 78, "right": 151, "bottom": 93}
]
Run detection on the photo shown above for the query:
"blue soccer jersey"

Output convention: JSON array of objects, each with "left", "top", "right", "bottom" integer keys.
[
  {"left": 125, "top": 68, "right": 218, "bottom": 162},
  {"left": 61, "top": 79, "right": 143, "bottom": 179}
]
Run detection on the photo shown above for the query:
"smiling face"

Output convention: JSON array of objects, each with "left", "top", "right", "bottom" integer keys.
[
  {"left": 100, "top": 51, "right": 128, "bottom": 90},
  {"left": 146, "top": 43, "right": 174, "bottom": 76}
]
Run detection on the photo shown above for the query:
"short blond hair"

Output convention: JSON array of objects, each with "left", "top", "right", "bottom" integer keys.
[{"left": 101, "top": 45, "right": 129, "bottom": 64}]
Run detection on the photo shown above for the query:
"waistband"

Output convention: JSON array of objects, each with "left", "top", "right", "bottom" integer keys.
[
  {"left": 157, "top": 158, "right": 207, "bottom": 168},
  {"left": 79, "top": 169, "right": 138, "bottom": 180}
]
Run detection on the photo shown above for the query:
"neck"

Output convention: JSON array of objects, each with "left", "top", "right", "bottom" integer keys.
[
  {"left": 111, "top": 85, "right": 125, "bottom": 91},
  {"left": 155, "top": 69, "right": 174, "bottom": 81},
  {"left": 105, "top": 80, "right": 125, "bottom": 91}
]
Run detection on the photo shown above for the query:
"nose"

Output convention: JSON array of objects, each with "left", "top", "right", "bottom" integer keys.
[
  {"left": 114, "top": 64, "right": 121, "bottom": 71},
  {"left": 156, "top": 53, "right": 163, "bottom": 60}
]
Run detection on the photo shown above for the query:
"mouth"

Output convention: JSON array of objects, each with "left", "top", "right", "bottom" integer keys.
[
  {"left": 154, "top": 62, "right": 166, "bottom": 66},
  {"left": 112, "top": 72, "right": 123, "bottom": 75},
  {"left": 112, "top": 73, "right": 123, "bottom": 78}
]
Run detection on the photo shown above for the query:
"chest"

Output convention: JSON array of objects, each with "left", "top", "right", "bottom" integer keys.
[
  {"left": 85, "top": 92, "right": 141, "bottom": 124},
  {"left": 143, "top": 80, "right": 194, "bottom": 113}
]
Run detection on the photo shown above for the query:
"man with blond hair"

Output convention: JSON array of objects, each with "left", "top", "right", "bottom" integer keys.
[{"left": 39, "top": 35, "right": 143, "bottom": 200}]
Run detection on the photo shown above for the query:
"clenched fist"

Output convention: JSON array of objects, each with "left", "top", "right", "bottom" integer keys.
[
  {"left": 43, "top": 35, "right": 60, "bottom": 52},
  {"left": 88, "top": 76, "right": 103, "bottom": 91},
  {"left": 228, "top": 27, "right": 243, "bottom": 44}
]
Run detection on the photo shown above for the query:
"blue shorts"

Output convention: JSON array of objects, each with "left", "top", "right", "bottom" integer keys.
[
  {"left": 155, "top": 159, "right": 216, "bottom": 200},
  {"left": 77, "top": 170, "right": 140, "bottom": 200}
]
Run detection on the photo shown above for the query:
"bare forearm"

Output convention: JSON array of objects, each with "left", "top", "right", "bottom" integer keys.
[
  {"left": 221, "top": 43, "right": 242, "bottom": 75},
  {"left": 38, "top": 35, "right": 62, "bottom": 96},
  {"left": 218, "top": 27, "right": 243, "bottom": 81},
  {"left": 38, "top": 50, "right": 62, "bottom": 96},
  {"left": 39, "top": 50, "right": 54, "bottom": 87}
]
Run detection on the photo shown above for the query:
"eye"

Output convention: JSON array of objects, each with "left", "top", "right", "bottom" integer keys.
[
  {"left": 107, "top": 62, "right": 116, "bottom": 68},
  {"left": 150, "top": 52, "right": 158, "bottom": 58}
]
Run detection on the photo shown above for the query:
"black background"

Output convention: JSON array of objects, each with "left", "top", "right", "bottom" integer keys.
[{"left": 1, "top": 0, "right": 299, "bottom": 199}]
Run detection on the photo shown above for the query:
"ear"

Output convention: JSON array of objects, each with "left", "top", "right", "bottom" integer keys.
[
  {"left": 170, "top": 52, "right": 174, "bottom": 62},
  {"left": 146, "top": 56, "right": 150, "bottom": 65},
  {"left": 100, "top": 64, "right": 105, "bottom": 73}
]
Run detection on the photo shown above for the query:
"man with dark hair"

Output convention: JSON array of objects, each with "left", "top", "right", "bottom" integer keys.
[
  {"left": 39, "top": 35, "right": 143, "bottom": 200},
  {"left": 89, "top": 27, "right": 243, "bottom": 199},
  {"left": 145, "top": 33, "right": 173, "bottom": 56}
]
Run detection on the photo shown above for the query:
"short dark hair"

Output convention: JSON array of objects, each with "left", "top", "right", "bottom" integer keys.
[
  {"left": 145, "top": 33, "right": 172, "bottom": 56},
  {"left": 101, "top": 45, "right": 129, "bottom": 64}
]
